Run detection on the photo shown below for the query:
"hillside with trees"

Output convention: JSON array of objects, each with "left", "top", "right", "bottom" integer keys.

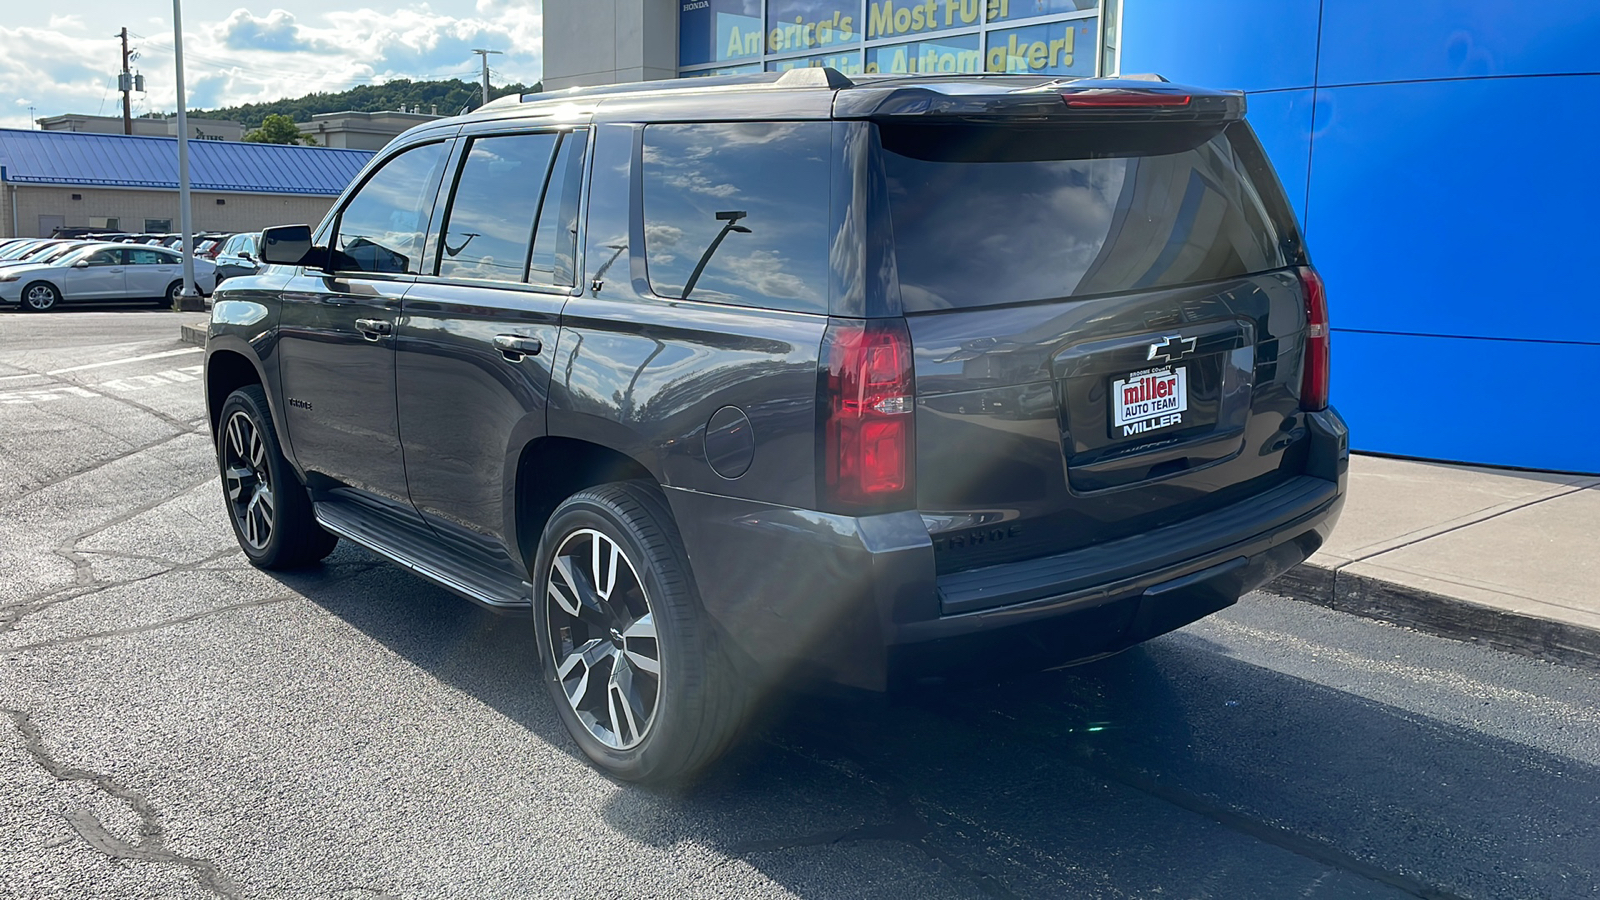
[{"left": 188, "top": 78, "right": 540, "bottom": 130}]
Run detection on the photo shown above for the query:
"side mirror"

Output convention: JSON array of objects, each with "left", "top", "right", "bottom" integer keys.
[
  {"left": 260, "top": 225, "right": 315, "bottom": 266},
  {"left": 73, "top": 260, "right": 89, "bottom": 268},
  {"left": 240, "top": 251, "right": 255, "bottom": 261}
]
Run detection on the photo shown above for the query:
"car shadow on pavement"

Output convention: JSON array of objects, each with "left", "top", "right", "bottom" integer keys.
[{"left": 283, "top": 545, "right": 1600, "bottom": 900}]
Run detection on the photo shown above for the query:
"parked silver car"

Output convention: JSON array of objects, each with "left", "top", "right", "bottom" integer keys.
[{"left": 0, "top": 243, "right": 215, "bottom": 311}]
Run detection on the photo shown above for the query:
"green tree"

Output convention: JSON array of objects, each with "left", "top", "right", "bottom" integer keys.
[
  {"left": 189, "top": 78, "right": 540, "bottom": 130},
  {"left": 242, "top": 113, "right": 316, "bottom": 145}
]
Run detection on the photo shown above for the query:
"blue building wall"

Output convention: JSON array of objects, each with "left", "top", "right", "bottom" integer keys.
[{"left": 1121, "top": 0, "right": 1600, "bottom": 473}]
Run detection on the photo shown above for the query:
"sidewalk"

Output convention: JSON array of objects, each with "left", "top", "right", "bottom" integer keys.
[{"left": 1272, "top": 454, "right": 1600, "bottom": 670}]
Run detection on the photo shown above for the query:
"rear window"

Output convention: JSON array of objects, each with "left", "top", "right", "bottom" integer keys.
[{"left": 878, "top": 121, "right": 1295, "bottom": 312}]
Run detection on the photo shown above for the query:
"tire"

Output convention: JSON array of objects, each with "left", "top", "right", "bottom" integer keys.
[
  {"left": 21, "top": 282, "right": 60, "bottom": 312},
  {"left": 533, "top": 481, "right": 749, "bottom": 784},
  {"left": 166, "top": 280, "right": 183, "bottom": 304},
  {"left": 215, "top": 385, "right": 338, "bottom": 569}
]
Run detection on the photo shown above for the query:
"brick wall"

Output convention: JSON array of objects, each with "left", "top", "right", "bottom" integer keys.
[{"left": 1, "top": 186, "right": 337, "bottom": 238}]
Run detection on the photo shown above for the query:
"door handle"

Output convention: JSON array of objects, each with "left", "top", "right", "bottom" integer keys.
[
  {"left": 493, "top": 334, "right": 542, "bottom": 361},
  {"left": 355, "top": 318, "right": 392, "bottom": 340}
]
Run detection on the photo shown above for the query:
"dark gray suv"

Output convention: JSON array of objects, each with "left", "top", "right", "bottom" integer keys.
[{"left": 205, "top": 69, "right": 1346, "bottom": 782}]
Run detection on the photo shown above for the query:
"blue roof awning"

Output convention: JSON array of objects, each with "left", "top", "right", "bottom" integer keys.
[{"left": 0, "top": 128, "right": 374, "bottom": 196}]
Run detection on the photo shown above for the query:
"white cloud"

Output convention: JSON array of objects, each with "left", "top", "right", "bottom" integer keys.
[{"left": 0, "top": 2, "right": 544, "bottom": 130}]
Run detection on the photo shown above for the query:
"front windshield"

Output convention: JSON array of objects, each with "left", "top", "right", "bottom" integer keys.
[
  {"left": 56, "top": 246, "right": 101, "bottom": 265},
  {"left": 0, "top": 242, "right": 43, "bottom": 260},
  {"left": 38, "top": 244, "right": 85, "bottom": 263}
]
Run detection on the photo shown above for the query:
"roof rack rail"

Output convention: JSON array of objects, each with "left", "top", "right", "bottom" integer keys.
[{"left": 774, "top": 67, "right": 855, "bottom": 89}]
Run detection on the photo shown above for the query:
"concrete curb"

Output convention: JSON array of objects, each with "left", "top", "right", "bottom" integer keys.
[
  {"left": 1272, "top": 562, "right": 1600, "bottom": 673},
  {"left": 178, "top": 323, "right": 207, "bottom": 347}
]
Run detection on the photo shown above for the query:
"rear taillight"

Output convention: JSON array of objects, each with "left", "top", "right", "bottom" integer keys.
[
  {"left": 1298, "top": 267, "right": 1330, "bottom": 411},
  {"left": 819, "top": 317, "right": 915, "bottom": 513}
]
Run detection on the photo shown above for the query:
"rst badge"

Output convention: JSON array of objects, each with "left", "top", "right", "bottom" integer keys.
[{"left": 1112, "top": 366, "right": 1188, "bottom": 437}]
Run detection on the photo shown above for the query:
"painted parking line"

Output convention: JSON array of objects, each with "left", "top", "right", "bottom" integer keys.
[
  {"left": 0, "top": 365, "right": 204, "bottom": 405},
  {"left": 0, "top": 386, "right": 99, "bottom": 405},
  {"left": 98, "top": 365, "right": 204, "bottom": 392},
  {"left": 46, "top": 346, "right": 202, "bottom": 376}
]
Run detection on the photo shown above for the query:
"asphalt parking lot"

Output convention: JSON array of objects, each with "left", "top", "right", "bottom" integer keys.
[{"left": 3, "top": 310, "right": 1598, "bottom": 900}]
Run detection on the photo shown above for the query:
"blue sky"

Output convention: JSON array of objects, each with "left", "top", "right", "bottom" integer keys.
[{"left": 0, "top": 1, "right": 544, "bottom": 130}]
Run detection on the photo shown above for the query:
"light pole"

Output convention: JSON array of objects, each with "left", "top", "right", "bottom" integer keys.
[{"left": 171, "top": 0, "right": 201, "bottom": 310}]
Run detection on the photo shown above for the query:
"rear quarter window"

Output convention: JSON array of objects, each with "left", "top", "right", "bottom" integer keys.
[{"left": 641, "top": 122, "right": 831, "bottom": 315}]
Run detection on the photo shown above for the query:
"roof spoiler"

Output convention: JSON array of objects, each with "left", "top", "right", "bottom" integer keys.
[
  {"left": 774, "top": 67, "right": 856, "bottom": 89},
  {"left": 834, "top": 76, "right": 1245, "bottom": 122}
]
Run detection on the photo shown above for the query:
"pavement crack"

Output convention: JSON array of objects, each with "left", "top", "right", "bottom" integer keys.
[
  {"left": 7, "top": 594, "right": 295, "bottom": 653},
  {"left": 3, "top": 708, "right": 240, "bottom": 899},
  {"left": 2, "top": 545, "right": 241, "bottom": 638},
  {"left": 0, "top": 430, "right": 198, "bottom": 515}
]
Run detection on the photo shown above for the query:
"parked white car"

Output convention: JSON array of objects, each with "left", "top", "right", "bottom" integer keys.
[{"left": 0, "top": 244, "right": 215, "bottom": 311}]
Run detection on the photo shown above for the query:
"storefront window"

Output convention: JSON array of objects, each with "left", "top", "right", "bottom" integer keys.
[
  {"left": 766, "top": 1, "right": 862, "bottom": 55},
  {"left": 680, "top": 0, "right": 1115, "bottom": 78},
  {"left": 866, "top": 33, "right": 982, "bottom": 74},
  {"left": 865, "top": 0, "right": 978, "bottom": 41},
  {"left": 984, "top": 17, "right": 1095, "bottom": 75},
  {"left": 683, "top": 63, "right": 764, "bottom": 76},
  {"left": 680, "top": 0, "right": 763, "bottom": 67},
  {"left": 768, "top": 51, "right": 866, "bottom": 74},
  {"left": 986, "top": 0, "right": 1097, "bottom": 23}
]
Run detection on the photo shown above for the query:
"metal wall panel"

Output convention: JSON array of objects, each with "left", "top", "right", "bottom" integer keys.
[
  {"left": 1307, "top": 76, "right": 1600, "bottom": 345},
  {"left": 1317, "top": 0, "right": 1600, "bottom": 86},
  {"left": 1118, "top": 0, "right": 1321, "bottom": 92},
  {"left": 1332, "top": 331, "right": 1598, "bottom": 473}
]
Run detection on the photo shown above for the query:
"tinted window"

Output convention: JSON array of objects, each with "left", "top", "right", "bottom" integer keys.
[
  {"left": 84, "top": 248, "right": 124, "bottom": 266},
  {"left": 528, "top": 130, "right": 588, "bottom": 288},
  {"left": 642, "top": 122, "right": 830, "bottom": 314},
  {"left": 127, "top": 248, "right": 174, "bottom": 265},
  {"left": 334, "top": 142, "right": 448, "bottom": 275},
  {"left": 879, "top": 121, "right": 1293, "bottom": 311},
  {"left": 437, "top": 132, "right": 559, "bottom": 283}
]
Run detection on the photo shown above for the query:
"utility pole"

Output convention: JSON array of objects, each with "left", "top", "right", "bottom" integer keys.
[
  {"left": 471, "top": 48, "right": 502, "bottom": 108},
  {"left": 119, "top": 27, "right": 133, "bottom": 135}
]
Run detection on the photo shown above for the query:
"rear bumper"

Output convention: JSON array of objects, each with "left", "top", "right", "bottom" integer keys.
[{"left": 668, "top": 407, "right": 1348, "bottom": 691}]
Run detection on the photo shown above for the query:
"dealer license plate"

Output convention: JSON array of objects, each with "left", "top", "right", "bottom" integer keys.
[{"left": 1111, "top": 366, "right": 1188, "bottom": 438}]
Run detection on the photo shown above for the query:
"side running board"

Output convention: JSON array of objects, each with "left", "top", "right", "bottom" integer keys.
[{"left": 314, "top": 502, "right": 532, "bottom": 612}]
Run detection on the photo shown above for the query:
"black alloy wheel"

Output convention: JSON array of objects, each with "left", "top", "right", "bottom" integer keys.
[
  {"left": 215, "top": 385, "right": 338, "bottom": 568},
  {"left": 533, "top": 482, "right": 751, "bottom": 783},
  {"left": 22, "top": 282, "right": 61, "bottom": 312}
]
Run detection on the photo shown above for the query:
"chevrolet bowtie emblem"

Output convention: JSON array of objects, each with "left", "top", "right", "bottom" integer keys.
[{"left": 1147, "top": 335, "right": 1198, "bottom": 363}]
